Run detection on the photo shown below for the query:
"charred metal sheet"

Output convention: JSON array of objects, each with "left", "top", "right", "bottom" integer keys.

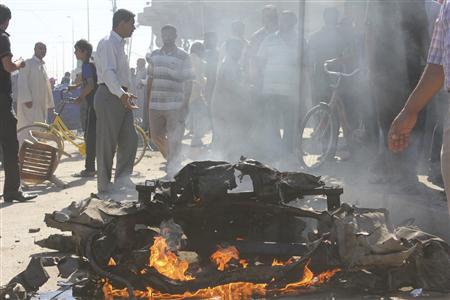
[
  {"left": 8, "top": 257, "right": 49, "bottom": 292},
  {"left": 0, "top": 283, "right": 27, "bottom": 300}
]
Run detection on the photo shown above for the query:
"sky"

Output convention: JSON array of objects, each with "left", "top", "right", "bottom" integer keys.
[{"left": 4, "top": 0, "right": 152, "bottom": 81}]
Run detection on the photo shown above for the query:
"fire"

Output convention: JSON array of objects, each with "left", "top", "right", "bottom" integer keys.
[
  {"left": 278, "top": 266, "right": 341, "bottom": 295},
  {"left": 210, "top": 246, "right": 241, "bottom": 271},
  {"left": 103, "top": 265, "right": 340, "bottom": 299},
  {"left": 108, "top": 258, "right": 117, "bottom": 267},
  {"left": 239, "top": 259, "right": 249, "bottom": 269},
  {"left": 271, "top": 257, "right": 295, "bottom": 266},
  {"left": 148, "top": 236, "right": 194, "bottom": 281},
  {"left": 103, "top": 237, "right": 341, "bottom": 299},
  {"left": 103, "top": 281, "right": 267, "bottom": 300}
]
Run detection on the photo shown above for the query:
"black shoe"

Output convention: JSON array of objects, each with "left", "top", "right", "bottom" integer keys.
[
  {"left": 428, "top": 173, "right": 444, "bottom": 187},
  {"left": 72, "top": 170, "right": 96, "bottom": 178},
  {"left": 3, "top": 192, "right": 37, "bottom": 203}
]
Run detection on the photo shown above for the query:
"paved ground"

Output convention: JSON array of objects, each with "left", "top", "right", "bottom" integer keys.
[{"left": 1, "top": 136, "right": 449, "bottom": 298}]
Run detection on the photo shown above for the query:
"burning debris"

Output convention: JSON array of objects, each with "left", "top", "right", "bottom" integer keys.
[{"left": 2, "top": 159, "right": 450, "bottom": 299}]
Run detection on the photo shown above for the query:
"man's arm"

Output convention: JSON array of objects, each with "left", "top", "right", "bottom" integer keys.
[
  {"left": 146, "top": 60, "right": 153, "bottom": 110},
  {"left": 97, "top": 42, "right": 136, "bottom": 110},
  {"left": 146, "top": 78, "right": 152, "bottom": 103},
  {"left": 388, "top": 63, "right": 444, "bottom": 152},
  {"left": 1, "top": 56, "right": 24, "bottom": 73},
  {"left": 183, "top": 80, "right": 193, "bottom": 105},
  {"left": 181, "top": 55, "right": 194, "bottom": 116},
  {"left": 75, "top": 78, "right": 95, "bottom": 104},
  {"left": 389, "top": 2, "right": 446, "bottom": 153},
  {"left": 97, "top": 43, "right": 125, "bottom": 98},
  {"left": 0, "top": 33, "right": 25, "bottom": 73}
]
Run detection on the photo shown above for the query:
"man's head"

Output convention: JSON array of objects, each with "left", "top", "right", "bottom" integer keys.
[
  {"left": 74, "top": 39, "right": 93, "bottom": 62},
  {"left": 262, "top": 5, "right": 278, "bottom": 31},
  {"left": 323, "top": 7, "right": 339, "bottom": 27},
  {"left": 64, "top": 71, "right": 70, "bottom": 78},
  {"left": 113, "top": 9, "right": 135, "bottom": 38},
  {"left": 203, "top": 31, "right": 218, "bottom": 50},
  {"left": 190, "top": 41, "right": 204, "bottom": 57},
  {"left": 130, "top": 67, "right": 135, "bottom": 76},
  {"left": 225, "top": 38, "right": 244, "bottom": 61},
  {"left": 161, "top": 25, "right": 177, "bottom": 47},
  {"left": 0, "top": 4, "right": 11, "bottom": 31},
  {"left": 136, "top": 58, "right": 146, "bottom": 70},
  {"left": 231, "top": 20, "right": 245, "bottom": 39},
  {"left": 34, "top": 42, "right": 47, "bottom": 60},
  {"left": 279, "top": 11, "right": 297, "bottom": 33}
]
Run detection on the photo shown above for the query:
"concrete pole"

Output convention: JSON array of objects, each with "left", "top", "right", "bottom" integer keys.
[
  {"left": 298, "top": 0, "right": 306, "bottom": 121},
  {"left": 87, "top": 0, "right": 90, "bottom": 42},
  {"left": 112, "top": 0, "right": 117, "bottom": 13}
]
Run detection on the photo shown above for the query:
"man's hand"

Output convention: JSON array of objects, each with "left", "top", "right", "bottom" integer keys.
[
  {"left": 15, "top": 58, "right": 25, "bottom": 69},
  {"left": 74, "top": 97, "right": 82, "bottom": 104},
  {"left": 388, "top": 110, "right": 418, "bottom": 153},
  {"left": 24, "top": 101, "right": 32, "bottom": 108},
  {"left": 120, "top": 93, "right": 139, "bottom": 110}
]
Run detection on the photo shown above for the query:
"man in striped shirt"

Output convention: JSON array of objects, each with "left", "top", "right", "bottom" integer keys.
[
  {"left": 147, "top": 25, "right": 194, "bottom": 177},
  {"left": 389, "top": 0, "right": 450, "bottom": 217}
]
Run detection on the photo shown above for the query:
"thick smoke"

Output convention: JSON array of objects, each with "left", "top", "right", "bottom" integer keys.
[{"left": 144, "top": 1, "right": 449, "bottom": 240}]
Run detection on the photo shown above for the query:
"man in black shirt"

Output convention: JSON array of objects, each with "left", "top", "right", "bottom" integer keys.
[{"left": 0, "top": 4, "right": 37, "bottom": 203}]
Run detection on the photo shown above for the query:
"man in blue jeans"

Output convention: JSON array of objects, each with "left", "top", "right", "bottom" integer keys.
[{"left": 72, "top": 39, "right": 97, "bottom": 178}]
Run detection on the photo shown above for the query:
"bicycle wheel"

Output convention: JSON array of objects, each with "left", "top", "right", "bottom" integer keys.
[
  {"left": 134, "top": 124, "right": 148, "bottom": 166},
  {"left": 17, "top": 124, "right": 65, "bottom": 162},
  {"left": 297, "top": 103, "right": 338, "bottom": 170}
]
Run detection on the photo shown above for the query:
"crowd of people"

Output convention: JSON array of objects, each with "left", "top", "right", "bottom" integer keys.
[{"left": 1, "top": 1, "right": 450, "bottom": 221}]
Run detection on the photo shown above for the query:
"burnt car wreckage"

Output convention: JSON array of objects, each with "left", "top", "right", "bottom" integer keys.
[{"left": 1, "top": 158, "right": 450, "bottom": 299}]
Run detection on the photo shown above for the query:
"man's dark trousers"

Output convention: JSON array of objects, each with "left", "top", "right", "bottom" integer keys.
[
  {"left": 84, "top": 98, "right": 97, "bottom": 172},
  {"left": 0, "top": 92, "right": 20, "bottom": 197}
]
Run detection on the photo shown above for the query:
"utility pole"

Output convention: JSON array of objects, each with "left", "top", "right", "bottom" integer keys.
[
  {"left": 87, "top": 0, "right": 90, "bottom": 42},
  {"left": 67, "top": 16, "right": 75, "bottom": 71},
  {"left": 55, "top": 46, "right": 58, "bottom": 80},
  {"left": 298, "top": 0, "right": 306, "bottom": 121},
  {"left": 111, "top": 0, "right": 117, "bottom": 13},
  {"left": 60, "top": 38, "right": 65, "bottom": 74}
]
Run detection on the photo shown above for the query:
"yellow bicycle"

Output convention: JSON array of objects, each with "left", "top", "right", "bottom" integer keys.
[{"left": 17, "top": 97, "right": 151, "bottom": 167}]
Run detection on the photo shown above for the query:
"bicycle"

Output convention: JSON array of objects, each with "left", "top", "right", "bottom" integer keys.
[
  {"left": 17, "top": 95, "right": 151, "bottom": 167},
  {"left": 298, "top": 58, "right": 362, "bottom": 170}
]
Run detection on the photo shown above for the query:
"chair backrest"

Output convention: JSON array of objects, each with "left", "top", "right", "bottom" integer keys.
[{"left": 19, "top": 140, "right": 58, "bottom": 184}]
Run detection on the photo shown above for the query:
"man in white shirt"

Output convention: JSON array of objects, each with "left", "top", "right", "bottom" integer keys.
[
  {"left": 257, "top": 11, "right": 300, "bottom": 158},
  {"left": 94, "top": 9, "right": 138, "bottom": 195},
  {"left": 16, "top": 42, "right": 54, "bottom": 130}
]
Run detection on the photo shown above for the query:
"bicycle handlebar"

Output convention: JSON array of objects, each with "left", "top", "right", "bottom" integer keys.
[
  {"left": 324, "top": 58, "right": 360, "bottom": 77},
  {"left": 52, "top": 96, "right": 77, "bottom": 116},
  {"left": 61, "top": 97, "right": 77, "bottom": 103}
]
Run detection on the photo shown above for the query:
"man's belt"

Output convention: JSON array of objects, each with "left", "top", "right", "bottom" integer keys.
[{"left": 98, "top": 83, "right": 128, "bottom": 92}]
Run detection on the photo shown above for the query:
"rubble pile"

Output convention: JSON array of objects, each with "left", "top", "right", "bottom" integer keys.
[{"left": 1, "top": 159, "right": 449, "bottom": 299}]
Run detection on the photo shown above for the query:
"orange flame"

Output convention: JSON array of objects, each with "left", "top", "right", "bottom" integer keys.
[
  {"left": 210, "top": 246, "right": 241, "bottom": 271},
  {"left": 278, "top": 266, "right": 341, "bottom": 295},
  {"left": 103, "top": 265, "right": 340, "bottom": 299},
  {"left": 239, "top": 259, "right": 249, "bottom": 269},
  {"left": 103, "top": 237, "right": 341, "bottom": 299},
  {"left": 103, "top": 280, "right": 267, "bottom": 300},
  {"left": 271, "top": 257, "right": 295, "bottom": 266},
  {"left": 108, "top": 258, "right": 117, "bottom": 267},
  {"left": 148, "top": 236, "right": 194, "bottom": 281}
]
